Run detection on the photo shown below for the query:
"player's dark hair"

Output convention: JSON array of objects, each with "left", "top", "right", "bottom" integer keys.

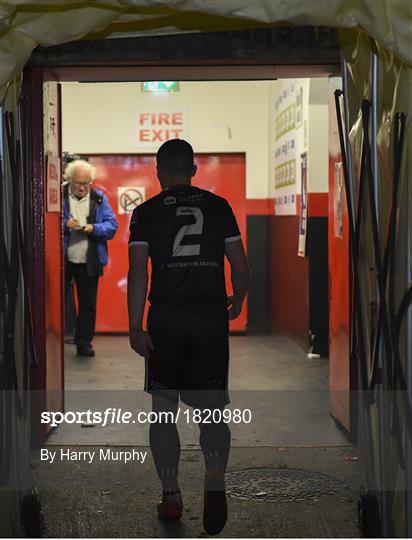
[{"left": 156, "top": 139, "right": 194, "bottom": 176}]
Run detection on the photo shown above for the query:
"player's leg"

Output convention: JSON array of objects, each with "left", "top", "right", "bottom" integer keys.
[
  {"left": 198, "top": 410, "right": 231, "bottom": 474},
  {"left": 149, "top": 391, "right": 183, "bottom": 520},
  {"left": 150, "top": 394, "right": 183, "bottom": 520},
  {"left": 144, "top": 306, "right": 184, "bottom": 520},
  {"left": 150, "top": 393, "right": 181, "bottom": 493},
  {"left": 187, "top": 330, "right": 231, "bottom": 474},
  {"left": 182, "top": 327, "right": 231, "bottom": 535},
  {"left": 198, "top": 409, "right": 230, "bottom": 535}
]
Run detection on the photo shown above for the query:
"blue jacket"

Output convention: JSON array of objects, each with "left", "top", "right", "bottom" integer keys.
[{"left": 63, "top": 185, "right": 118, "bottom": 272}]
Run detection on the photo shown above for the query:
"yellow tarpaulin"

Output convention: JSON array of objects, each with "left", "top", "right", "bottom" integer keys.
[{"left": 0, "top": 0, "right": 411, "bottom": 101}]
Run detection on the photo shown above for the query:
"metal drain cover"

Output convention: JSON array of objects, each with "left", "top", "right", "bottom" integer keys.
[{"left": 226, "top": 468, "right": 346, "bottom": 502}]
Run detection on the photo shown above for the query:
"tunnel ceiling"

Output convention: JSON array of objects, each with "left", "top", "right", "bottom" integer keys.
[{"left": 28, "top": 27, "right": 340, "bottom": 68}]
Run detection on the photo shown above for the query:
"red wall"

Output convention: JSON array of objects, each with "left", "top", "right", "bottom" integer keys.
[
  {"left": 246, "top": 192, "right": 327, "bottom": 350},
  {"left": 269, "top": 215, "right": 310, "bottom": 350},
  {"left": 44, "top": 211, "right": 64, "bottom": 412},
  {"left": 327, "top": 81, "right": 351, "bottom": 431},
  {"left": 27, "top": 69, "right": 64, "bottom": 447},
  {"left": 246, "top": 194, "right": 329, "bottom": 349}
]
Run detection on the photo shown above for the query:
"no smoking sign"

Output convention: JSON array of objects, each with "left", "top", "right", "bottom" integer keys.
[{"left": 117, "top": 186, "right": 146, "bottom": 215}]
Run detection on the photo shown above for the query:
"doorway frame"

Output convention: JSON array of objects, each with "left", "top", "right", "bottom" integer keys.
[{"left": 25, "top": 32, "right": 346, "bottom": 447}]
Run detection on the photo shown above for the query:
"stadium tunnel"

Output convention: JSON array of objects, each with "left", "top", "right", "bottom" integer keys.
[{"left": 0, "top": 2, "right": 411, "bottom": 538}]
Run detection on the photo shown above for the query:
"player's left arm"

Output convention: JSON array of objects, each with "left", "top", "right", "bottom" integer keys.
[
  {"left": 222, "top": 199, "right": 250, "bottom": 319},
  {"left": 127, "top": 244, "right": 154, "bottom": 357},
  {"left": 225, "top": 239, "right": 250, "bottom": 320}
]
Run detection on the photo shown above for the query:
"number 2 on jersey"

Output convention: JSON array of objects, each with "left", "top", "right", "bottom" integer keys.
[{"left": 173, "top": 206, "right": 204, "bottom": 257}]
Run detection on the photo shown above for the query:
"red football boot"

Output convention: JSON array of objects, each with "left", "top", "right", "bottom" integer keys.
[{"left": 157, "top": 491, "right": 183, "bottom": 522}]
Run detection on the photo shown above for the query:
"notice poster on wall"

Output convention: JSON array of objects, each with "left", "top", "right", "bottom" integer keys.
[
  {"left": 273, "top": 80, "right": 311, "bottom": 216},
  {"left": 46, "top": 154, "right": 61, "bottom": 212},
  {"left": 334, "top": 162, "right": 343, "bottom": 238},
  {"left": 134, "top": 109, "right": 187, "bottom": 148},
  {"left": 298, "top": 152, "right": 308, "bottom": 257},
  {"left": 117, "top": 186, "right": 146, "bottom": 214},
  {"left": 43, "top": 81, "right": 59, "bottom": 156},
  {"left": 273, "top": 80, "right": 297, "bottom": 215}
]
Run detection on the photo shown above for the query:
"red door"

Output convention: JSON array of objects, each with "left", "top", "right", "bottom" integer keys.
[{"left": 89, "top": 154, "right": 247, "bottom": 333}]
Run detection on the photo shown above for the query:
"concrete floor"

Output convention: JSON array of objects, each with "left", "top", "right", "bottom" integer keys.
[
  {"left": 34, "top": 335, "right": 365, "bottom": 537},
  {"left": 32, "top": 445, "right": 363, "bottom": 538},
  {"left": 47, "top": 335, "right": 349, "bottom": 447}
]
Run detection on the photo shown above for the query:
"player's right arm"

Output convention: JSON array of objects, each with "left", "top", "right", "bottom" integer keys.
[
  {"left": 225, "top": 238, "right": 250, "bottom": 320},
  {"left": 127, "top": 244, "right": 154, "bottom": 357},
  {"left": 128, "top": 206, "right": 154, "bottom": 357}
]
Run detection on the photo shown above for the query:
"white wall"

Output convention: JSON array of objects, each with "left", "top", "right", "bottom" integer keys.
[
  {"left": 62, "top": 81, "right": 271, "bottom": 199},
  {"left": 270, "top": 77, "right": 329, "bottom": 215},
  {"left": 308, "top": 78, "right": 329, "bottom": 193},
  {"left": 62, "top": 79, "right": 328, "bottom": 205},
  {"left": 270, "top": 78, "right": 310, "bottom": 215}
]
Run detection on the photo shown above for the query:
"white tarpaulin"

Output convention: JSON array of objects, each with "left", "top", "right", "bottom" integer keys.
[{"left": 0, "top": 0, "right": 411, "bottom": 101}]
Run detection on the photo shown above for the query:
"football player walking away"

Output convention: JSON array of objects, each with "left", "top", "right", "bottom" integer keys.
[{"left": 128, "top": 139, "right": 249, "bottom": 535}]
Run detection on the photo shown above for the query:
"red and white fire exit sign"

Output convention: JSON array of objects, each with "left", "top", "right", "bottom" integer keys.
[{"left": 135, "top": 109, "right": 187, "bottom": 147}]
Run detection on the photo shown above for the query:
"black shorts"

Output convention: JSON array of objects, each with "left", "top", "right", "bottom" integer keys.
[{"left": 145, "top": 303, "right": 230, "bottom": 408}]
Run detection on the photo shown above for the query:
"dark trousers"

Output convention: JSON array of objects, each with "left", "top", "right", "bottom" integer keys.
[{"left": 65, "top": 262, "right": 99, "bottom": 348}]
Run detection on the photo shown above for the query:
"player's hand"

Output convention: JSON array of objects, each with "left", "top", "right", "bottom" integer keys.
[
  {"left": 129, "top": 328, "right": 155, "bottom": 357},
  {"left": 83, "top": 224, "right": 94, "bottom": 234},
  {"left": 67, "top": 218, "right": 80, "bottom": 229},
  {"left": 227, "top": 295, "right": 243, "bottom": 320}
]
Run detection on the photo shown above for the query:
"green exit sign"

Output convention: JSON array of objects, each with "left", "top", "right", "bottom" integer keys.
[{"left": 142, "top": 81, "right": 179, "bottom": 92}]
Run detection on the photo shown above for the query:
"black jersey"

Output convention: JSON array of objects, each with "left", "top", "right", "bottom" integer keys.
[{"left": 128, "top": 185, "right": 241, "bottom": 305}]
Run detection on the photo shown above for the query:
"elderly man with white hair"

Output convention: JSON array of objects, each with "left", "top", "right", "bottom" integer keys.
[{"left": 64, "top": 159, "right": 118, "bottom": 356}]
